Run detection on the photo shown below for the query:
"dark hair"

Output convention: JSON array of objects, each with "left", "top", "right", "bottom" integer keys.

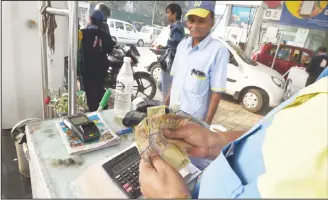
[
  {"left": 166, "top": 3, "right": 182, "bottom": 20},
  {"left": 318, "top": 47, "right": 327, "bottom": 53}
]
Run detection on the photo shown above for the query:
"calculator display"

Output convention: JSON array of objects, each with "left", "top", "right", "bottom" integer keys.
[
  {"left": 70, "top": 116, "right": 89, "bottom": 125},
  {"left": 112, "top": 154, "right": 139, "bottom": 174}
]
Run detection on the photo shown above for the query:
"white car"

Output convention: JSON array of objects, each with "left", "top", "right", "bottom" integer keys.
[
  {"left": 139, "top": 26, "right": 163, "bottom": 45},
  {"left": 148, "top": 34, "right": 285, "bottom": 113},
  {"left": 219, "top": 38, "right": 285, "bottom": 113},
  {"left": 107, "top": 18, "right": 146, "bottom": 47}
]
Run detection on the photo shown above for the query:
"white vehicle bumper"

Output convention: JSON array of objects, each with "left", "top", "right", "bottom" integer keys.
[{"left": 268, "top": 86, "right": 284, "bottom": 107}]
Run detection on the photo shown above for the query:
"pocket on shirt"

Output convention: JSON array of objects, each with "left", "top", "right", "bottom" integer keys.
[{"left": 184, "top": 70, "right": 209, "bottom": 95}]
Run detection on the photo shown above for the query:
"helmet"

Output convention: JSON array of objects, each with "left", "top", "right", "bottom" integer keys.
[{"left": 94, "top": 3, "right": 111, "bottom": 19}]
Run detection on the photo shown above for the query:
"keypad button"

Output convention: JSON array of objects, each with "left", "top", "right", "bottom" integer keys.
[
  {"left": 126, "top": 186, "right": 133, "bottom": 193},
  {"left": 120, "top": 180, "right": 126, "bottom": 184},
  {"left": 115, "top": 175, "right": 121, "bottom": 179},
  {"left": 123, "top": 183, "right": 129, "bottom": 189}
]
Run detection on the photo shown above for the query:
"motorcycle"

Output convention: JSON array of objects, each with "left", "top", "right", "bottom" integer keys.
[
  {"left": 105, "top": 44, "right": 157, "bottom": 100},
  {"left": 147, "top": 46, "right": 167, "bottom": 85}
]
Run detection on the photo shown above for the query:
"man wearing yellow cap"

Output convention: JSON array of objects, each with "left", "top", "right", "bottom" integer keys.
[{"left": 164, "top": 1, "right": 229, "bottom": 125}]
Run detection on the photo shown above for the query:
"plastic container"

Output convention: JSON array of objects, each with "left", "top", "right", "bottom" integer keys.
[{"left": 114, "top": 57, "right": 134, "bottom": 118}]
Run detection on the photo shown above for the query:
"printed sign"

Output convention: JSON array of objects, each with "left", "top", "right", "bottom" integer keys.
[
  {"left": 263, "top": 1, "right": 283, "bottom": 21},
  {"left": 279, "top": 1, "right": 328, "bottom": 30},
  {"left": 229, "top": 6, "right": 256, "bottom": 29}
]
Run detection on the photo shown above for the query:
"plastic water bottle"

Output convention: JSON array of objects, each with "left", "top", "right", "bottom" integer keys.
[{"left": 114, "top": 57, "right": 134, "bottom": 118}]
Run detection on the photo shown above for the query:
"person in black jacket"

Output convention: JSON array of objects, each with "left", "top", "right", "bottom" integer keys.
[
  {"left": 80, "top": 10, "right": 115, "bottom": 111},
  {"left": 93, "top": 3, "right": 111, "bottom": 36},
  {"left": 306, "top": 47, "right": 328, "bottom": 86}
]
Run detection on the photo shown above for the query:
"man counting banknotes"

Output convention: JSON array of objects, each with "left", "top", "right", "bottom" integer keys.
[{"left": 138, "top": 76, "right": 328, "bottom": 198}]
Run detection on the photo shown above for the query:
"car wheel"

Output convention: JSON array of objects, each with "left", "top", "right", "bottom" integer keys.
[
  {"left": 240, "top": 88, "right": 267, "bottom": 113},
  {"left": 283, "top": 78, "right": 292, "bottom": 100},
  {"left": 112, "top": 37, "right": 117, "bottom": 43},
  {"left": 137, "top": 39, "right": 144, "bottom": 47},
  {"left": 150, "top": 64, "right": 162, "bottom": 83}
]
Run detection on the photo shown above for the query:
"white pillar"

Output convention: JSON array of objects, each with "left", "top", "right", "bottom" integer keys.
[
  {"left": 244, "top": 1, "right": 266, "bottom": 57},
  {"left": 223, "top": 4, "right": 232, "bottom": 39}
]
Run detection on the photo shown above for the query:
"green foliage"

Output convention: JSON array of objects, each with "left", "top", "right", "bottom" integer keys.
[{"left": 51, "top": 91, "right": 88, "bottom": 114}]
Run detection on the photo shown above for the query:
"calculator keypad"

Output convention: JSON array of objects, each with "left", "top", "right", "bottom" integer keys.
[
  {"left": 103, "top": 147, "right": 142, "bottom": 199},
  {"left": 115, "top": 160, "right": 141, "bottom": 198}
]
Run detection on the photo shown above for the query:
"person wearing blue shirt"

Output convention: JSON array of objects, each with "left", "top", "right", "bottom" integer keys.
[
  {"left": 164, "top": 1, "right": 229, "bottom": 125},
  {"left": 160, "top": 3, "right": 185, "bottom": 100},
  {"left": 138, "top": 76, "right": 328, "bottom": 198}
]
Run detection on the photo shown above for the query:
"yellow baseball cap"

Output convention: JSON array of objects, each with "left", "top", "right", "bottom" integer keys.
[{"left": 185, "top": 1, "right": 216, "bottom": 18}]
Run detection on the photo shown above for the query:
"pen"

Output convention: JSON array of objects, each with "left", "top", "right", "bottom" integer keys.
[{"left": 115, "top": 127, "right": 133, "bottom": 135}]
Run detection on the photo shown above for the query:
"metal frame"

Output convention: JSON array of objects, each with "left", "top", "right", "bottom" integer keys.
[
  {"left": 271, "top": 30, "right": 283, "bottom": 69},
  {"left": 39, "top": 1, "right": 78, "bottom": 119}
]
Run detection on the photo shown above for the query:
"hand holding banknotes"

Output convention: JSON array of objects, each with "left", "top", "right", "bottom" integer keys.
[
  {"left": 163, "top": 115, "right": 223, "bottom": 160},
  {"left": 139, "top": 154, "right": 191, "bottom": 199}
]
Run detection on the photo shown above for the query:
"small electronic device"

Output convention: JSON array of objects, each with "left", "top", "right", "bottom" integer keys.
[
  {"left": 135, "top": 99, "right": 169, "bottom": 113},
  {"left": 102, "top": 146, "right": 142, "bottom": 199},
  {"left": 122, "top": 110, "right": 146, "bottom": 127},
  {"left": 63, "top": 114, "right": 100, "bottom": 143}
]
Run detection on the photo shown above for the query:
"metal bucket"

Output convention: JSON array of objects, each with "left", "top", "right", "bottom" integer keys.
[{"left": 11, "top": 118, "right": 41, "bottom": 178}]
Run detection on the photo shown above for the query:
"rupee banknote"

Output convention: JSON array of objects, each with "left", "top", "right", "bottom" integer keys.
[
  {"left": 135, "top": 105, "right": 191, "bottom": 170},
  {"left": 135, "top": 118, "right": 154, "bottom": 167},
  {"left": 158, "top": 114, "right": 194, "bottom": 150}
]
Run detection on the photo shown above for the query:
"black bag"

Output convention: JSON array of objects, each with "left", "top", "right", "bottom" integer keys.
[{"left": 158, "top": 48, "right": 175, "bottom": 72}]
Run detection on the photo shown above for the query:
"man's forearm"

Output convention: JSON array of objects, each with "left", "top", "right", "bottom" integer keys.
[
  {"left": 208, "top": 130, "right": 246, "bottom": 160},
  {"left": 205, "top": 92, "right": 221, "bottom": 124},
  {"left": 164, "top": 86, "right": 171, "bottom": 106}
]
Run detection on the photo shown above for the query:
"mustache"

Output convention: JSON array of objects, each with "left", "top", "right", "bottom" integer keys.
[{"left": 189, "top": 28, "right": 202, "bottom": 32}]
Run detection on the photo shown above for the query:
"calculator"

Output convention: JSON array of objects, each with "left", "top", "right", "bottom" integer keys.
[{"left": 102, "top": 146, "right": 142, "bottom": 199}]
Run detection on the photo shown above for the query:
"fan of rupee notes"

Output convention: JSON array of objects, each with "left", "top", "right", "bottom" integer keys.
[{"left": 134, "top": 105, "right": 191, "bottom": 171}]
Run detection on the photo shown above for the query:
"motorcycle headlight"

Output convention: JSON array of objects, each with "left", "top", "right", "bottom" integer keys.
[{"left": 271, "top": 76, "right": 285, "bottom": 89}]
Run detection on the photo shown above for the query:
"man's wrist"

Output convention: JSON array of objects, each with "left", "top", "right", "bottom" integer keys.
[
  {"left": 207, "top": 132, "right": 223, "bottom": 160},
  {"left": 205, "top": 115, "right": 214, "bottom": 124}
]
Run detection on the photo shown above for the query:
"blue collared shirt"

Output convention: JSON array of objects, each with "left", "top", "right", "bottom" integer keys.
[{"left": 169, "top": 34, "right": 229, "bottom": 120}]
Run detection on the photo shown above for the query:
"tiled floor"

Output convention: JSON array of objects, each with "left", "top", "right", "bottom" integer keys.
[{"left": 212, "top": 99, "right": 266, "bottom": 131}]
